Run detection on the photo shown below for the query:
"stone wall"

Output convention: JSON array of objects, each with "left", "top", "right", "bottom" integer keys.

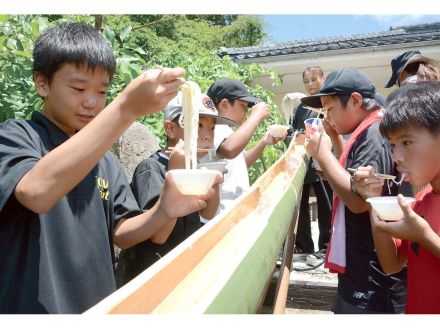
[{"left": 111, "top": 121, "right": 160, "bottom": 183}]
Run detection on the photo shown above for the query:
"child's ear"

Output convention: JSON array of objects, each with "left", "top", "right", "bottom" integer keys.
[
  {"left": 218, "top": 99, "right": 230, "bottom": 113},
  {"left": 164, "top": 120, "right": 177, "bottom": 139},
  {"left": 34, "top": 72, "right": 49, "bottom": 97},
  {"left": 350, "top": 92, "right": 363, "bottom": 110}
]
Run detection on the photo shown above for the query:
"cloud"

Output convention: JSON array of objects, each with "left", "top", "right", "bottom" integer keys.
[{"left": 372, "top": 15, "right": 427, "bottom": 27}]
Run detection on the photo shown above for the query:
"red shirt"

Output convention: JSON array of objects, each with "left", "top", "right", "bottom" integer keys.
[{"left": 398, "top": 188, "right": 440, "bottom": 314}]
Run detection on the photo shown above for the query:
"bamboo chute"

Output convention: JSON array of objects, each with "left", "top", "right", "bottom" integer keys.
[{"left": 86, "top": 135, "right": 308, "bottom": 314}]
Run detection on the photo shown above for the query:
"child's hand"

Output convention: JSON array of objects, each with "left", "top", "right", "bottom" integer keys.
[
  {"left": 249, "top": 102, "right": 270, "bottom": 122},
  {"left": 159, "top": 171, "right": 217, "bottom": 219},
  {"left": 372, "top": 194, "right": 430, "bottom": 244},
  {"left": 212, "top": 172, "right": 224, "bottom": 186},
  {"left": 322, "top": 114, "right": 338, "bottom": 140},
  {"left": 315, "top": 170, "right": 327, "bottom": 180},
  {"left": 352, "top": 165, "right": 384, "bottom": 200},
  {"left": 117, "top": 67, "right": 186, "bottom": 118},
  {"left": 304, "top": 129, "right": 332, "bottom": 160},
  {"left": 263, "top": 130, "right": 286, "bottom": 145}
]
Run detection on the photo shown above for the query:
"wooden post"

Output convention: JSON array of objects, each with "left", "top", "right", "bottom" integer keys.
[{"left": 272, "top": 188, "right": 301, "bottom": 314}]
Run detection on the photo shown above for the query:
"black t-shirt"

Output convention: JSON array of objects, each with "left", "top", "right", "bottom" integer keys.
[
  {"left": 0, "top": 112, "right": 140, "bottom": 314},
  {"left": 338, "top": 122, "right": 407, "bottom": 313},
  {"left": 121, "top": 151, "right": 201, "bottom": 283}
]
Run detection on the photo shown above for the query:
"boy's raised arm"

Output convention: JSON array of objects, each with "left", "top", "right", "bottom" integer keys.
[
  {"left": 244, "top": 129, "right": 286, "bottom": 168},
  {"left": 14, "top": 68, "right": 185, "bottom": 214},
  {"left": 217, "top": 103, "right": 269, "bottom": 159}
]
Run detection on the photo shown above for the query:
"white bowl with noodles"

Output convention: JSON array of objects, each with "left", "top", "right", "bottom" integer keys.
[
  {"left": 268, "top": 124, "right": 290, "bottom": 138},
  {"left": 197, "top": 161, "right": 228, "bottom": 173},
  {"left": 170, "top": 169, "right": 219, "bottom": 196},
  {"left": 366, "top": 196, "right": 415, "bottom": 222}
]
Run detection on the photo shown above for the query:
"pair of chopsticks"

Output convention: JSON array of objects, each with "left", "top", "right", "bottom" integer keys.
[
  {"left": 165, "top": 147, "right": 214, "bottom": 153},
  {"left": 347, "top": 168, "right": 396, "bottom": 180},
  {"left": 303, "top": 106, "right": 325, "bottom": 118}
]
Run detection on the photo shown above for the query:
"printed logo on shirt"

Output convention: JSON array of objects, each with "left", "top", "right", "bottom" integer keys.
[
  {"left": 352, "top": 291, "right": 371, "bottom": 300},
  {"left": 96, "top": 176, "right": 110, "bottom": 200}
]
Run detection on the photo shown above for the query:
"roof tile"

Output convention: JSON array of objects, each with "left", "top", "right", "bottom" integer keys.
[{"left": 220, "top": 22, "right": 440, "bottom": 61}]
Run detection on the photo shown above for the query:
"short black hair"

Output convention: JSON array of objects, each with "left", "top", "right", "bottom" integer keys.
[
  {"left": 380, "top": 82, "right": 440, "bottom": 138},
  {"left": 33, "top": 23, "right": 116, "bottom": 83},
  {"left": 334, "top": 94, "right": 382, "bottom": 111}
]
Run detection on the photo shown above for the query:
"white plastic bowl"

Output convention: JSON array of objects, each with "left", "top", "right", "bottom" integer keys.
[
  {"left": 170, "top": 169, "right": 218, "bottom": 196},
  {"left": 197, "top": 161, "right": 228, "bottom": 173},
  {"left": 268, "top": 124, "right": 289, "bottom": 138},
  {"left": 366, "top": 196, "right": 415, "bottom": 222}
]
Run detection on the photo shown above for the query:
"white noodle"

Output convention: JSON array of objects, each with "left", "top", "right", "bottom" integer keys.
[
  {"left": 179, "top": 81, "right": 201, "bottom": 169},
  {"left": 387, "top": 172, "right": 407, "bottom": 195},
  {"left": 392, "top": 172, "right": 406, "bottom": 186}
]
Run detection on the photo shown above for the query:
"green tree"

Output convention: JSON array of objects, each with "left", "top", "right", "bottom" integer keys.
[{"left": 0, "top": 14, "right": 284, "bottom": 184}]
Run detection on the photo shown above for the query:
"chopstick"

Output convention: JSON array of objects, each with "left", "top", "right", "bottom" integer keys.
[
  {"left": 303, "top": 106, "right": 326, "bottom": 118},
  {"left": 165, "top": 147, "right": 214, "bottom": 153},
  {"left": 347, "top": 168, "right": 396, "bottom": 180},
  {"left": 373, "top": 173, "right": 396, "bottom": 180}
]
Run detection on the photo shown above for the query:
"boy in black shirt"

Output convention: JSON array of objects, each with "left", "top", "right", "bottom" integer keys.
[
  {"left": 0, "top": 23, "right": 219, "bottom": 313},
  {"left": 301, "top": 67, "right": 407, "bottom": 313},
  {"left": 118, "top": 92, "right": 237, "bottom": 285}
]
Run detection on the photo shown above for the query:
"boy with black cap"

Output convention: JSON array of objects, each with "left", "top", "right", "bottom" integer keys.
[
  {"left": 385, "top": 50, "right": 440, "bottom": 104},
  {"left": 206, "top": 78, "right": 286, "bottom": 217},
  {"left": 0, "top": 23, "right": 216, "bottom": 313},
  {"left": 117, "top": 92, "right": 234, "bottom": 285},
  {"left": 301, "top": 67, "right": 407, "bottom": 313}
]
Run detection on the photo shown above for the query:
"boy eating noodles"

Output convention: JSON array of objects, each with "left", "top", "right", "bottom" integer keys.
[{"left": 353, "top": 82, "right": 440, "bottom": 313}]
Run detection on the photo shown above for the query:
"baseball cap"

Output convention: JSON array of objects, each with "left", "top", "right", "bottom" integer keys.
[
  {"left": 301, "top": 67, "right": 377, "bottom": 108},
  {"left": 384, "top": 50, "right": 440, "bottom": 88},
  {"left": 207, "top": 78, "right": 261, "bottom": 107},
  {"left": 163, "top": 92, "right": 238, "bottom": 126}
]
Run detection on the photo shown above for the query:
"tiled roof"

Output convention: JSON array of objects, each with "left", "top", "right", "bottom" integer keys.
[{"left": 219, "top": 22, "right": 440, "bottom": 62}]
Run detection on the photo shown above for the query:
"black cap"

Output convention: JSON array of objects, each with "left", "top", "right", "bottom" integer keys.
[
  {"left": 384, "top": 50, "right": 439, "bottom": 88},
  {"left": 207, "top": 78, "right": 261, "bottom": 107},
  {"left": 301, "top": 67, "right": 377, "bottom": 108},
  {"left": 384, "top": 50, "right": 421, "bottom": 88}
]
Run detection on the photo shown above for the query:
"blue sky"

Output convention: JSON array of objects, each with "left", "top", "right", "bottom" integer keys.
[{"left": 262, "top": 15, "right": 440, "bottom": 44}]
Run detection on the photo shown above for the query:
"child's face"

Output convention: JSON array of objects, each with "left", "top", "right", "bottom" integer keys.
[
  {"left": 387, "top": 126, "right": 440, "bottom": 191},
  {"left": 35, "top": 63, "right": 110, "bottom": 137},
  {"left": 321, "top": 95, "right": 360, "bottom": 135},
  {"left": 303, "top": 70, "right": 324, "bottom": 96},
  {"left": 220, "top": 99, "right": 249, "bottom": 125},
  {"left": 171, "top": 116, "right": 215, "bottom": 158}
]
